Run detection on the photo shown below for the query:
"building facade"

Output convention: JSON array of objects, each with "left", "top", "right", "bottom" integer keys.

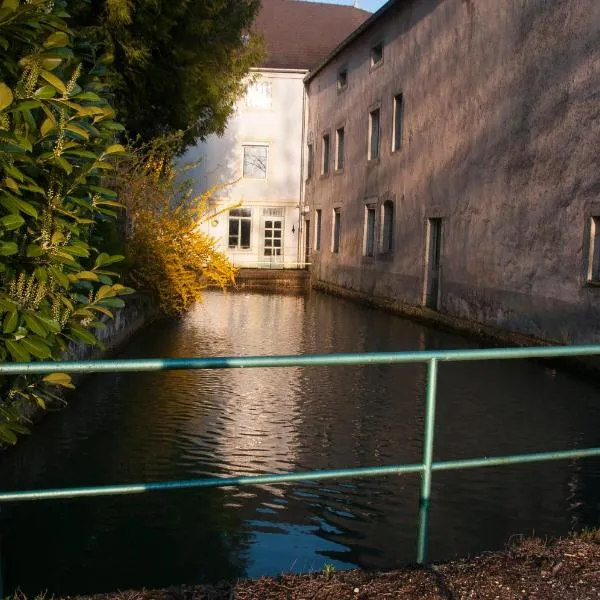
[
  {"left": 181, "top": 0, "right": 368, "bottom": 269},
  {"left": 304, "top": 0, "right": 600, "bottom": 344}
]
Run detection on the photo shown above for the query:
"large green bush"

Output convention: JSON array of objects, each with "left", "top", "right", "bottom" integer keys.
[{"left": 0, "top": 0, "right": 133, "bottom": 443}]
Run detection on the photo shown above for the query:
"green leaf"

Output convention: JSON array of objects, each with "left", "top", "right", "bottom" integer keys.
[
  {"left": 90, "top": 305, "right": 113, "bottom": 319},
  {"left": 0, "top": 81, "right": 13, "bottom": 110},
  {"left": 54, "top": 156, "right": 73, "bottom": 174},
  {"left": 63, "top": 244, "right": 89, "bottom": 258},
  {"left": 43, "top": 372, "right": 74, "bottom": 389},
  {"left": 43, "top": 31, "right": 69, "bottom": 49},
  {"left": 20, "top": 336, "right": 51, "bottom": 359},
  {"left": 91, "top": 160, "right": 113, "bottom": 171},
  {"left": 104, "top": 144, "right": 126, "bottom": 155},
  {"left": 0, "top": 214, "right": 24, "bottom": 230},
  {"left": 11, "top": 100, "right": 41, "bottom": 112},
  {"left": 35, "top": 315, "right": 61, "bottom": 333},
  {"left": 99, "top": 297, "right": 125, "bottom": 308},
  {"left": 48, "top": 266, "right": 70, "bottom": 288},
  {"left": 26, "top": 244, "right": 42, "bottom": 257},
  {"left": 88, "top": 185, "right": 118, "bottom": 198},
  {"left": 34, "top": 86, "right": 57, "bottom": 99},
  {"left": 0, "top": 241, "right": 18, "bottom": 256},
  {"left": 23, "top": 313, "right": 47, "bottom": 337},
  {"left": 40, "top": 57, "right": 62, "bottom": 71},
  {"left": 6, "top": 339, "right": 30, "bottom": 362},
  {"left": 0, "top": 424, "right": 18, "bottom": 445},
  {"left": 75, "top": 92, "right": 102, "bottom": 102},
  {"left": 40, "top": 70, "right": 67, "bottom": 95},
  {"left": 1, "top": 0, "right": 18, "bottom": 12},
  {"left": 95, "top": 284, "right": 115, "bottom": 300},
  {"left": 41, "top": 118, "right": 55, "bottom": 136},
  {"left": 69, "top": 324, "right": 97, "bottom": 345},
  {"left": 65, "top": 123, "right": 89, "bottom": 140},
  {"left": 64, "top": 149, "right": 97, "bottom": 159},
  {"left": 14, "top": 198, "right": 38, "bottom": 218},
  {"left": 3, "top": 309, "right": 18, "bottom": 333},
  {"left": 77, "top": 270, "right": 99, "bottom": 281}
]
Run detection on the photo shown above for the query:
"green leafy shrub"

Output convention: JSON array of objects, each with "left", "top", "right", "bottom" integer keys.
[{"left": 0, "top": 0, "right": 133, "bottom": 444}]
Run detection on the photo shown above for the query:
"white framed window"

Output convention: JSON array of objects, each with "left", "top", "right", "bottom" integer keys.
[
  {"left": 588, "top": 216, "right": 600, "bottom": 281},
  {"left": 332, "top": 208, "right": 341, "bottom": 253},
  {"left": 368, "top": 108, "right": 380, "bottom": 161},
  {"left": 335, "top": 127, "right": 345, "bottom": 171},
  {"left": 246, "top": 81, "right": 272, "bottom": 109},
  {"left": 392, "top": 93, "right": 404, "bottom": 152},
  {"left": 363, "top": 205, "right": 376, "bottom": 257},
  {"left": 229, "top": 208, "right": 252, "bottom": 249},
  {"left": 243, "top": 144, "right": 268, "bottom": 179}
]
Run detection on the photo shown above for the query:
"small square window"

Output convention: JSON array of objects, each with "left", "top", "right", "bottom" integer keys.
[
  {"left": 337, "top": 68, "right": 348, "bottom": 90},
  {"left": 370, "top": 42, "right": 383, "bottom": 67},
  {"left": 246, "top": 81, "right": 272, "bottom": 109},
  {"left": 243, "top": 145, "right": 268, "bottom": 179}
]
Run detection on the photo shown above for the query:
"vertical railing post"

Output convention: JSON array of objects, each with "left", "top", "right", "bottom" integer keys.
[{"left": 417, "top": 357, "right": 438, "bottom": 564}]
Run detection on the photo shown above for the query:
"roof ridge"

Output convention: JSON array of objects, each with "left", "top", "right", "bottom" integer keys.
[{"left": 279, "top": 0, "right": 371, "bottom": 15}]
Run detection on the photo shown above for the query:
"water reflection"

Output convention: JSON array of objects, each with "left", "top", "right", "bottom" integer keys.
[{"left": 1, "top": 290, "right": 600, "bottom": 594}]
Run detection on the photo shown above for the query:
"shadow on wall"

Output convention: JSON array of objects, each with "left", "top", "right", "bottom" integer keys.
[{"left": 318, "top": 0, "right": 600, "bottom": 342}]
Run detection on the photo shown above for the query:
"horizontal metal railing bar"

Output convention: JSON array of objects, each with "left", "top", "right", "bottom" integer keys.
[
  {"left": 2, "top": 344, "right": 600, "bottom": 375},
  {"left": 2, "top": 446, "right": 599, "bottom": 503}
]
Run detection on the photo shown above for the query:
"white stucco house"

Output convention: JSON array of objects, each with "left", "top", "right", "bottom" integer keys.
[{"left": 180, "top": 0, "right": 369, "bottom": 269}]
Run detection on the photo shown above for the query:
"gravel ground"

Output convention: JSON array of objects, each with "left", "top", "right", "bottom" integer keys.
[{"left": 16, "top": 536, "right": 600, "bottom": 600}]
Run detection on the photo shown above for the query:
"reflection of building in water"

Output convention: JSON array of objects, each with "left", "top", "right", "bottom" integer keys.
[{"left": 180, "top": 293, "right": 307, "bottom": 484}]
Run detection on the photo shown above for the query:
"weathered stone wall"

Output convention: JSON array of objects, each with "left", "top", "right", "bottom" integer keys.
[{"left": 305, "top": 0, "right": 600, "bottom": 344}]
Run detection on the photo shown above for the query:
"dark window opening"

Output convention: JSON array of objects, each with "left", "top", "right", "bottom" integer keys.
[
  {"left": 322, "top": 134, "right": 330, "bottom": 175},
  {"left": 228, "top": 208, "right": 251, "bottom": 249},
  {"left": 369, "top": 109, "right": 380, "bottom": 160}
]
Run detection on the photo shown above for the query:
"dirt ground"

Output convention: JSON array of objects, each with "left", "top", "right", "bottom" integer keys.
[{"left": 52, "top": 536, "right": 600, "bottom": 600}]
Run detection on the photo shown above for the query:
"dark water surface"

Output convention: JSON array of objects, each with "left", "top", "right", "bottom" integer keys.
[{"left": 1, "top": 290, "right": 600, "bottom": 594}]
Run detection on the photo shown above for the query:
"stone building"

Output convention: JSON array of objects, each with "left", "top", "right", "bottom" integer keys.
[
  {"left": 304, "top": 0, "right": 600, "bottom": 344},
  {"left": 181, "top": 0, "right": 368, "bottom": 269}
]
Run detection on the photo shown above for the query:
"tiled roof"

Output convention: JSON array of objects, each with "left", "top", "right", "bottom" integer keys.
[{"left": 254, "top": 0, "right": 370, "bottom": 70}]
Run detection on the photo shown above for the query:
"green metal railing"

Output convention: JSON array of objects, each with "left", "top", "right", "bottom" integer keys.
[{"left": 1, "top": 344, "right": 600, "bottom": 592}]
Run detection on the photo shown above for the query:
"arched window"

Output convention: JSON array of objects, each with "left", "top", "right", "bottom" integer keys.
[{"left": 381, "top": 200, "right": 394, "bottom": 253}]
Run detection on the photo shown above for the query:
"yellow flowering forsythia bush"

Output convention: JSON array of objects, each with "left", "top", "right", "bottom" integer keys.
[{"left": 116, "top": 139, "right": 236, "bottom": 316}]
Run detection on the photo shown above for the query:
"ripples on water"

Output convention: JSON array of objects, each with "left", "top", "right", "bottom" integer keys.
[{"left": 1, "top": 290, "right": 600, "bottom": 594}]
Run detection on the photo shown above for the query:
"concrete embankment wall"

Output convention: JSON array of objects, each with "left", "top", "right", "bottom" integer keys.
[
  {"left": 233, "top": 269, "right": 310, "bottom": 293},
  {"left": 12, "top": 293, "right": 159, "bottom": 426},
  {"left": 68, "top": 292, "right": 159, "bottom": 361}
]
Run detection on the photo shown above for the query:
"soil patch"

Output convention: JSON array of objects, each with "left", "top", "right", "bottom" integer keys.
[{"left": 32, "top": 536, "right": 600, "bottom": 600}]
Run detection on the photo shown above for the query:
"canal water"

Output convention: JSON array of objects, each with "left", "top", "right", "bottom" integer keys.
[{"left": 1, "top": 290, "right": 600, "bottom": 594}]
